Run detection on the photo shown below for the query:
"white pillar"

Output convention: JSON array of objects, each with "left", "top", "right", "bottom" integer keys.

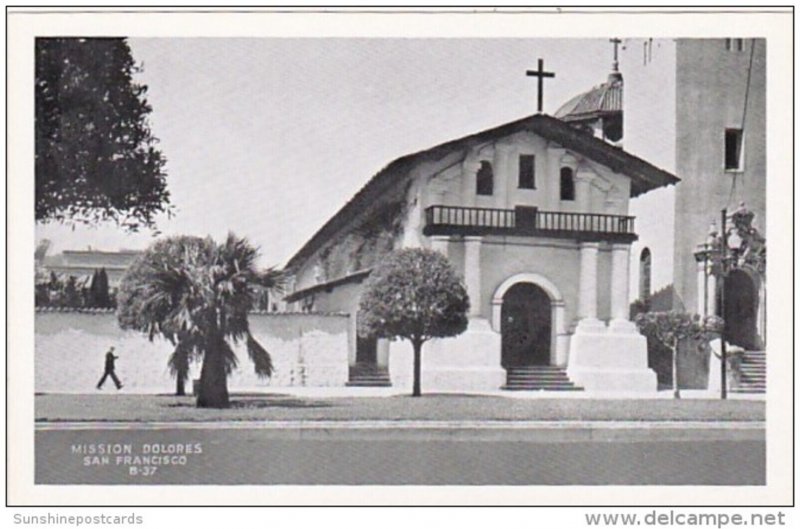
[
  {"left": 576, "top": 241, "right": 604, "bottom": 332},
  {"left": 707, "top": 273, "right": 717, "bottom": 317},
  {"left": 610, "top": 243, "right": 630, "bottom": 319},
  {"left": 575, "top": 171, "right": 595, "bottom": 213},
  {"left": 493, "top": 144, "right": 510, "bottom": 209},
  {"left": 609, "top": 243, "right": 637, "bottom": 333},
  {"left": 695, "top": 259, "right": 707, "bottom": 316},
  {"left": 548, "top": 149, "right": 567, "bottom": 208},
  {"left": 376, "top": 339, "right": 390, "bottom": 369},
  {"left": 757, "top": 282, "right": 766, "bottom": 348},
  {"left": 461, "top": 160, "right": 480, "bottom": 207},
  {"left": 578, "top": 242, "right": 599, "bottom": 319},
  {"left": 463, "top": 236, "right": 483, "bottom": 317},
  {"left": 430, "top": 235, "right": 449, "bottom": 257}
]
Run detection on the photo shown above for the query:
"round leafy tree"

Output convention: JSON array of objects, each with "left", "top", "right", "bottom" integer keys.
[
  {"left": 36, "top": 38, "right": 170, "bottom": 231},
  {"left": 634, "top": 311, "right": 723, "bottom": 398},
  {"left": 358, "top": 248, "right": 469, "bottom": 397},
  {"left": 117, "top": 234, "right": 283, "bottom": 407}
]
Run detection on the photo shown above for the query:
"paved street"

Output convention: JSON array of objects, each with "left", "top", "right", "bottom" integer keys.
[{"left": 36, "top": 422, "right": 765, "bottom": 485}]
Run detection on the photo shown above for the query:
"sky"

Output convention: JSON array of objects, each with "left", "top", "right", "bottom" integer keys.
[{"left": 36, "top": 38, "right": 628, "bottom": 267}]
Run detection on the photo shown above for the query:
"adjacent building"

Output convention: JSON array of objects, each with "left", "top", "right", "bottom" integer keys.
[{"left": 38, "top": 248, "right": 142, "bottom": 288}]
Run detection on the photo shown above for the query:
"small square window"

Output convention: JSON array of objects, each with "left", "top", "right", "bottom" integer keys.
[
  {"left": 518, "top": 155, "right": 535, "bottom": 189},
  {"left": 724, "top": 129, "right": 744, "bottom": 171}
]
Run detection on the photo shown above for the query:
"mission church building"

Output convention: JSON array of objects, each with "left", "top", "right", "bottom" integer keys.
[{"left": 283, "top": 51, "right": 680, "bottom": 393}]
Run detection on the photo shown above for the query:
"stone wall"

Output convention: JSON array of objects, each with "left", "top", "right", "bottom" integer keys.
[{"left": 35, "top": 310, "right": 349, "bottom": 394}]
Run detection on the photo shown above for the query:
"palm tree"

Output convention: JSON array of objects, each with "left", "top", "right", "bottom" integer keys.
[
  {"left": 167, "top": 334, "right": 198, "bottom": 396},
  {"left": 117, "top": 234, "right": 283, "bottom": 408}
]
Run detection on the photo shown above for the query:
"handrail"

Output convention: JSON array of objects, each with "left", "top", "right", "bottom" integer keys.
[{"left": 424, "top": 205, "right": 635, "bottom": 235}]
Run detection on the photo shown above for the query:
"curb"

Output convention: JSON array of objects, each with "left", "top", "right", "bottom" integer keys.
[{"left": 35, "top": 419, "right": 766, "bottom": 442}]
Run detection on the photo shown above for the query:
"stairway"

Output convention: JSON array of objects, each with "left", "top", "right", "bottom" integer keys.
[
  {"left": 346, "top": 363, "right": 392, "bottom": 387},
  {"left": 730, "top": 350, "right": 766, "bottom": 394},
  {"left": 503, "top": 365, "right": 583, "bottom": 391}
]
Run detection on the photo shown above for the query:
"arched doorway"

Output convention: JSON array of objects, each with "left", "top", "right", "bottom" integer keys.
[
  {"left": 721, "top": 269, "right": 759, "bottom": 350},
  {"left": 501, "top": 283, "right": 552, "bottom": 367}
]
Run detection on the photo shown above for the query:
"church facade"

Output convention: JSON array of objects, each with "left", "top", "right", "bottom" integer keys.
[{"left": 284, "top": 110, "right": 678, "bottom": 392}]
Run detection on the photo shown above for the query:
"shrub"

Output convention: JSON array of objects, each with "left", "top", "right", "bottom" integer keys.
[{"left": 634, "top": 311, "right": 723, "bottom": 398}]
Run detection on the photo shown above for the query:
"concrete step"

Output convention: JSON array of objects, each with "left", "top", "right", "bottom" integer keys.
[
  {"left": 345, "top": 381, "right": 392, "bottom": 387},
  {"left": 502, "top": 385, "right": 583, "bottom": 391},
  {"left": 347, "top": 363, "right": 392, "bottom": 387},
  {"left": 507, "top": 368, "right": 570, "bottom": 373},
  {"left": 509, "top": 374, "right": 572, "bottom": 378},
  {"left": 736, "top": 349, "right": 766, "bottom": 395},
  {"left": 504, "top": 366, "right": 582, "bottom": 391}
]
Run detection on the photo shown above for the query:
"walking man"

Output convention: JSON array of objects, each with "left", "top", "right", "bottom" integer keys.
[{"left": 96, "top": 346, "right": 123, "bottom": 390}]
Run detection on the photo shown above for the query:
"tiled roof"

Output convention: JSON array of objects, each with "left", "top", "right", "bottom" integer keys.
[
  {"left": 555, "top": 73, "right": 623, "bottom": 122},
  {"left": 44, "top": 250, "right": 141, "bottom": 270}
]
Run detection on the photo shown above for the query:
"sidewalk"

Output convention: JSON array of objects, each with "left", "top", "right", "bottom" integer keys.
[
  {"left": 79, "top": 385, "right": 765, "bottom": 400},
  {"left": 35, "top": 392, "right": 765, "bottom": 424}
]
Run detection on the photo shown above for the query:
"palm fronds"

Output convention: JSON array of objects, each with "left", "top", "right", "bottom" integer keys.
[{"left": 246, "top": 332, "right": 274, "bottom": 378}]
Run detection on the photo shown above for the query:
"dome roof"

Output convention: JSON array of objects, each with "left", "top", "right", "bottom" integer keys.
[{"left": 555, "top": 72, "right": 623, "bottom": 122}]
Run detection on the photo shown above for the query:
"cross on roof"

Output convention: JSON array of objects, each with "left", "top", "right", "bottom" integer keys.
[
  {"left": 610, "top": 38, "right": 622, "bottom": 71},
  {"left": 526, "top": 58, "right": 555, "bottom": 114}
]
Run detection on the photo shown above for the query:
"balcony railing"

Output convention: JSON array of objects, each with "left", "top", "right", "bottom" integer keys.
[{"left": 424, "top": 205, "right": 636, "bottom": 242}]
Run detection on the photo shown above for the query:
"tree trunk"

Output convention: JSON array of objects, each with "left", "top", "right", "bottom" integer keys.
[
  {"left": 412, "top": 338, "right": 423, "bottom": 397},
  {"left": 173, "top": 343, "right": 189, "bottom": 396},
  {"left": 672, "top": 341, "right": 681, "bottom": 399},
  {"left": 196, "top": 338, "right": 230, "bottom": 408},
  {"left": 175, "top": 374, "right": 185, "bottom": 396}
]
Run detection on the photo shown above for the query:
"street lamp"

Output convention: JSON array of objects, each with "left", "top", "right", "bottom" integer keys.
[{"left": 695, "top": 202, "right": 766, "bottom": 399}]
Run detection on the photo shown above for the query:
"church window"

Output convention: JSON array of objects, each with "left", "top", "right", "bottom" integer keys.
[
  {"left": 725, "top": 38, "right": 744, "bottom": 52},
  {"left": 639, "top": 248, "right": 652, "bottom": 301},
  {"left": 560, "top": 167, "right": 575, "bottom": 201},
  {"left": 518, "top": 155, "right": 536, "bottom": 189},
  {"left": 724, "top": 128, "right": 744, "bottom": 171},
  {"left": 476, "top": 161, "right": 494, "bottom": 195}
]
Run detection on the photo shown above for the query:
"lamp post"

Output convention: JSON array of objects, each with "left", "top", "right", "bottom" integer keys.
[
  {"left": 718, "top": 208, "right": 729, "bottom": 400},
  {"left": 697, "top": 202, "right": 766, "bottom": 399}
]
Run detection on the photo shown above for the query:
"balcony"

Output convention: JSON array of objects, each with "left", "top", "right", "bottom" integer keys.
[{"left": 424, "top": 205, "right": 637, "bottom": 242}]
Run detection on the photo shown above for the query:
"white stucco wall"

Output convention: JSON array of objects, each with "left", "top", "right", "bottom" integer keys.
[
  {"left": 35, "top": 311, "right": 349, "bottom": 394},
  {"left": 421, "top": 131, "right": 632, "bottom": 220}
]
